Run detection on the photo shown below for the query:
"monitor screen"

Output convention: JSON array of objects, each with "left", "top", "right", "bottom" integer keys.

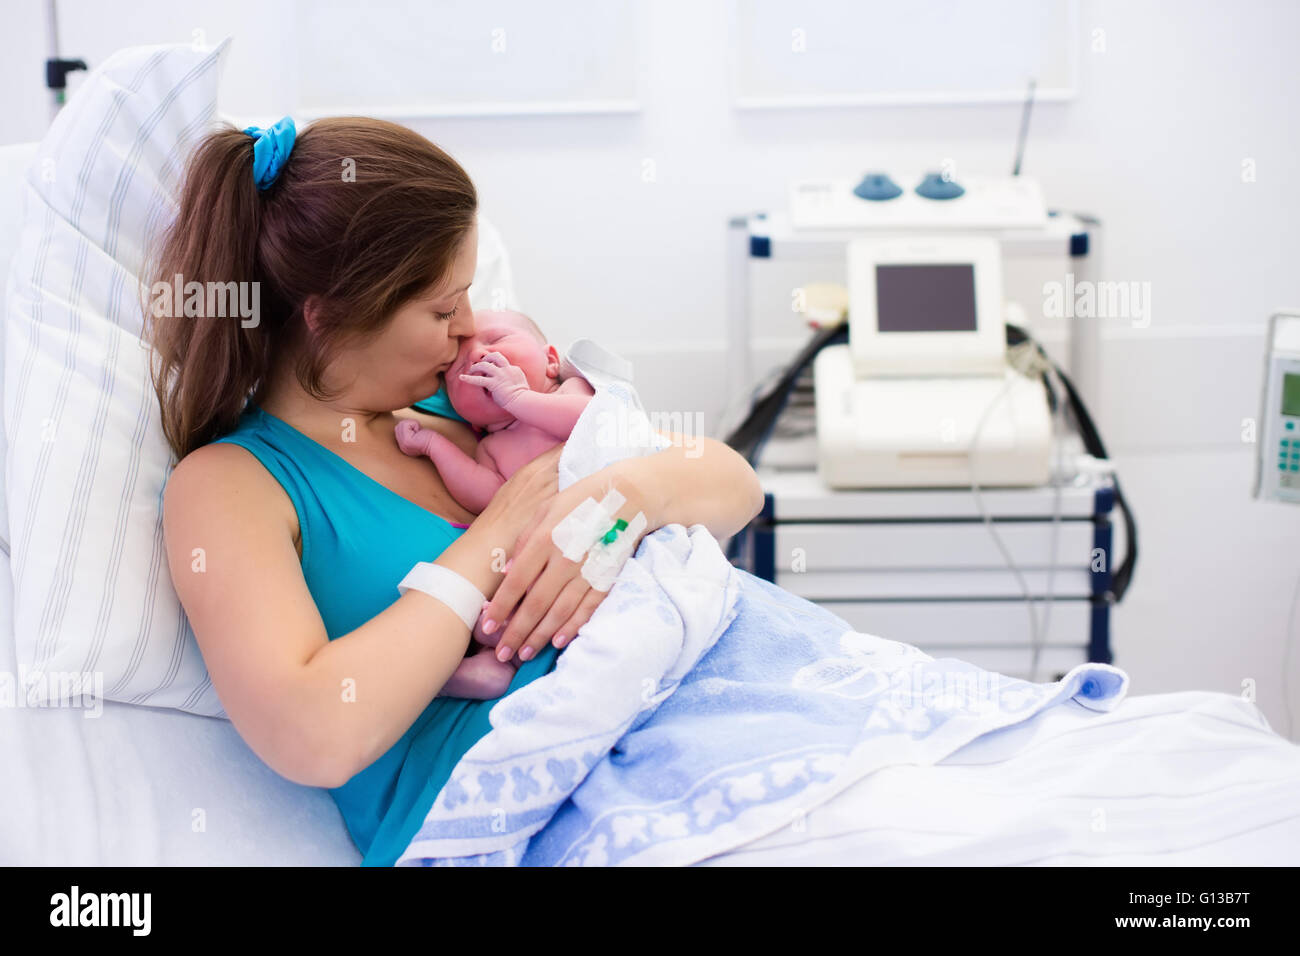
[
  {"left": 1283, "top": 372, "right": 1300, "bottom": 417},
  {"left": 875, "top": 263, "right": 977, "bottom": 333}
]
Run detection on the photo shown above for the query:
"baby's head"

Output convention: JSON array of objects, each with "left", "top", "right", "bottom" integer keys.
[{"left": 443, "top": 309, "right": 561, "bottom": 427}]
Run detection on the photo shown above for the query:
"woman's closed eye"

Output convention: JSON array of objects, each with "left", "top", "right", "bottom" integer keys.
[{"left": 435, "top": 305, "right": 459, "bottom": 321}]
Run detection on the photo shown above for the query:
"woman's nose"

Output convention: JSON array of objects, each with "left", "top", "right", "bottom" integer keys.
[{"left": 449, "top": 303, "right": 475, "bottom": 338}]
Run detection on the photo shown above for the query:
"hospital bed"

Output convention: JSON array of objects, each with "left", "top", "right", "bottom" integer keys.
[
  {"left": 4, "top": 60, "right": 1300, "bottom": 865},
  {"left": 0, "top": 140, "right": 359, "bottom": 865},
  {"left": 0, "top": 544, "right": 360, "bottom": 865}
]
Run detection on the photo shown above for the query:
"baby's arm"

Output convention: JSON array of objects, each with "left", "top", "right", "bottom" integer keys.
[
  {"left": 497, "top": 378, "right": 595, "bottom": 440},
  {"left": 395, "top": 419, "right": 504, "bottom": 515}
]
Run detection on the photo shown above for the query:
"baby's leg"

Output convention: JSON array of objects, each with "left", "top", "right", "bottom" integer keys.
[{"left": 438, "top": 645, "right": 520, "bottom": 699}]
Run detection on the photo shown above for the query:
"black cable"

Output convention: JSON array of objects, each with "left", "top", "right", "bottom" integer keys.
[
  {"left": 724, "top": 322, "right": 848, "bottom": 462},
  {"left": 723, "top": 323, "right": 846, "bottom": 563},
  {"left": 1006, "top": 323, "right": 1137, "bottom": 601}
]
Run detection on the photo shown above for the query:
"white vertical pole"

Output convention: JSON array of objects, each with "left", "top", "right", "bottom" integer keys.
[
  {"left": 1068, "top": 215, "right": 1103, "bottom": 419},
  {"left": 724, "top": 214, "right": 752, "bottom": 439},
  {"left": 46, "top": 0, "right": 61, "bottom": 124}
]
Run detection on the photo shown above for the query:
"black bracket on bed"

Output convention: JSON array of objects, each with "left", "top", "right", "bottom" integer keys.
[{"left": 46, "top": 57, "right": 88, "bottom": 92}]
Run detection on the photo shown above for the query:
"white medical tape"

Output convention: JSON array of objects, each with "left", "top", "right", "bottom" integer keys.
[
  {"left": 397, "top": 561, "right": 487, "bottom": 632},
  {"left": 551, "top": 488, "right": 626, "bottom": 561},
  {"left": 580, "top": 509, "right": 647, "bottom": 591}
]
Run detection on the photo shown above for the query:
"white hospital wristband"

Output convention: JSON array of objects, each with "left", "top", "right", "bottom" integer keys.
[{"left": 396, "top": 562, "right": 486, "bottom": 632}]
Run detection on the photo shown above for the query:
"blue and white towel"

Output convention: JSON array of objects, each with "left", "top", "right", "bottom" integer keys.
[{"left": 396, "top": 381, "right": 1129, "bottom": 866}]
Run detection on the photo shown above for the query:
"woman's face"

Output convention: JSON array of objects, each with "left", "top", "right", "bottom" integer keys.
[{"left": 325, "top": 222, "right": 479, "bottom": 413}]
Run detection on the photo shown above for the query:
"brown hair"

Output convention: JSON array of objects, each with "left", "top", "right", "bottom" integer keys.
[{"left": 145, "top": 116, "right": 478, "bottom": 460}]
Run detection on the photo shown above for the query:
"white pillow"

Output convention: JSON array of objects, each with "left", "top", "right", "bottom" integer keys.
[
  {"left": 0, "top": 143, "right": 40, "bottom": 560},
  {"left": 4, "top": 40, "right": 233, "bottom": 716},
  {"left": 4, "top": 39, "right": 521, "bottom": 718},
  {"left": 469, "top": 214, "right": 521, "bottom": 315}
]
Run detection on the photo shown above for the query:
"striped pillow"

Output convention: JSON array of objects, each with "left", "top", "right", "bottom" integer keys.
[{"left": 4, "top": 40, "right": 232, "bottom": 717}]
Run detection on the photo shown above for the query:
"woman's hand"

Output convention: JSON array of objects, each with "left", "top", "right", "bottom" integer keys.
[
  {"left": 482, "top": 459, "right": 656, "bottom": 664},
  {"left": 479, "top": 433, "right": 762, "bottom": 665}
]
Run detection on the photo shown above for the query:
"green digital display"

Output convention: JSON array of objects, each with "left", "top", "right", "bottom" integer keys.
[{"left": 1284, "top": 372, "right": 1300, "bottom": 417}]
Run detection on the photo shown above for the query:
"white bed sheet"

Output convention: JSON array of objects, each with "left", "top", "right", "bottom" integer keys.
[
  {"left": 7, "top": 505, "right": 1299, "bottom": 867},
  {"left": 697, "top": 688, "right": 1300, "bottom": 865},
  {"left": 0, "top": 548, "right": 360, "bottom": 866},
  {"left": 5, "top": 519, "right": 1298, "bottom": 865}
]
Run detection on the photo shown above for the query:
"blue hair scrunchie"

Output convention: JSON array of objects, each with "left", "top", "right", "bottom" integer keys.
[{"left": 242, "top": 116, "right": 297, "bottom": 191}]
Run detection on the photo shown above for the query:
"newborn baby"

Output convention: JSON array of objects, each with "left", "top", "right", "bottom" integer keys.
[{"left": 396, "top": 310, "right": 596, "bottom": 699}]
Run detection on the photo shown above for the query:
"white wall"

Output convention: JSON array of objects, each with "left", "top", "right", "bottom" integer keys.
[{"left": 4, "top": 0, "right": 1299, "bottom": 737}]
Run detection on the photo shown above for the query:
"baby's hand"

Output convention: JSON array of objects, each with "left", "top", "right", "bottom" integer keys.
[{"left": 459, "top": 352, "right": 529, "bottom": 410}]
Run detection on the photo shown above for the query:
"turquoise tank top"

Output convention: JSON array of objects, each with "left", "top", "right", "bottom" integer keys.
[
  {"left": 411, "top": 383, "right": 468, "bottom": 423},
  {"left": 209, "top": 404, "right": 558, "bottom": 866}
]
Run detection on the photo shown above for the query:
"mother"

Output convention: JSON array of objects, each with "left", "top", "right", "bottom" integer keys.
[{"left": 150, "top": 117, "right": 763, "bottom": 866}]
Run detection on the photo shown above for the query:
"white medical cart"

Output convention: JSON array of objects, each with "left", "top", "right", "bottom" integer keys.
[{"left": 725, "top": 209, "right": 1113, "bottom": 681}]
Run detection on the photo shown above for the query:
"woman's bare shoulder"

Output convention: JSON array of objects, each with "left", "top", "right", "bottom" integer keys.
[{"left": 165, "top": 441, "right": 301, "bottom": 556}]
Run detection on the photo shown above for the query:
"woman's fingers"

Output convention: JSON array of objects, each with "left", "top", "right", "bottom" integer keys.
[
  {"left": 516, "top": 576, "right": 589, "bottom": 661},
  {"left": 552, "top": 588, "right": 606, "bottom": 649},
  {"left": 483, "top": 510, "right": 553, "bottom": 637},
  {"left": 481, "top": 450, "right": 627, "bottom": 659},
  {"left": 492, "top": 556, "right": 573, "bottom": 662}
]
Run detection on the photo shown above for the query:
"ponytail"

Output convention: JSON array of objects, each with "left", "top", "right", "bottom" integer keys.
[{"left": 146, "top": 128, "right": 268, "bottom": 460}]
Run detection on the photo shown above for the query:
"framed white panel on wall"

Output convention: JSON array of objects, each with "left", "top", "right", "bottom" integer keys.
[
  {"left": 730, "top": 0, "right": 1079, "bottom": 108},
  {"left": 294, "top": 0, "right": 643, "bottom": 118}
]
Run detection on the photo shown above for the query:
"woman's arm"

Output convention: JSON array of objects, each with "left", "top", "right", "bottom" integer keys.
[
  {"left": 631, "top": 432, "right": 765, "bottom": 540},
  {"left": 163, "top": 440, "right": 562, "bottom": 790},
  {"left": 391, "top": 408, "right": 765, "bottom": 540}
]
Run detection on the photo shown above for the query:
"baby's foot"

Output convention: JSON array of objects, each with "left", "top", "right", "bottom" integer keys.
[
  {"left": 438, "top": 646, "right": 519, "bottom": 699},
  {"left": 395, "top": 418, "right": 431, "bottom": 457}
]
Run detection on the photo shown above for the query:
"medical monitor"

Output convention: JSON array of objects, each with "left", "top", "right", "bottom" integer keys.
[{"left": 847, "top": 236, "right": 1006, "bottom": 377}]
